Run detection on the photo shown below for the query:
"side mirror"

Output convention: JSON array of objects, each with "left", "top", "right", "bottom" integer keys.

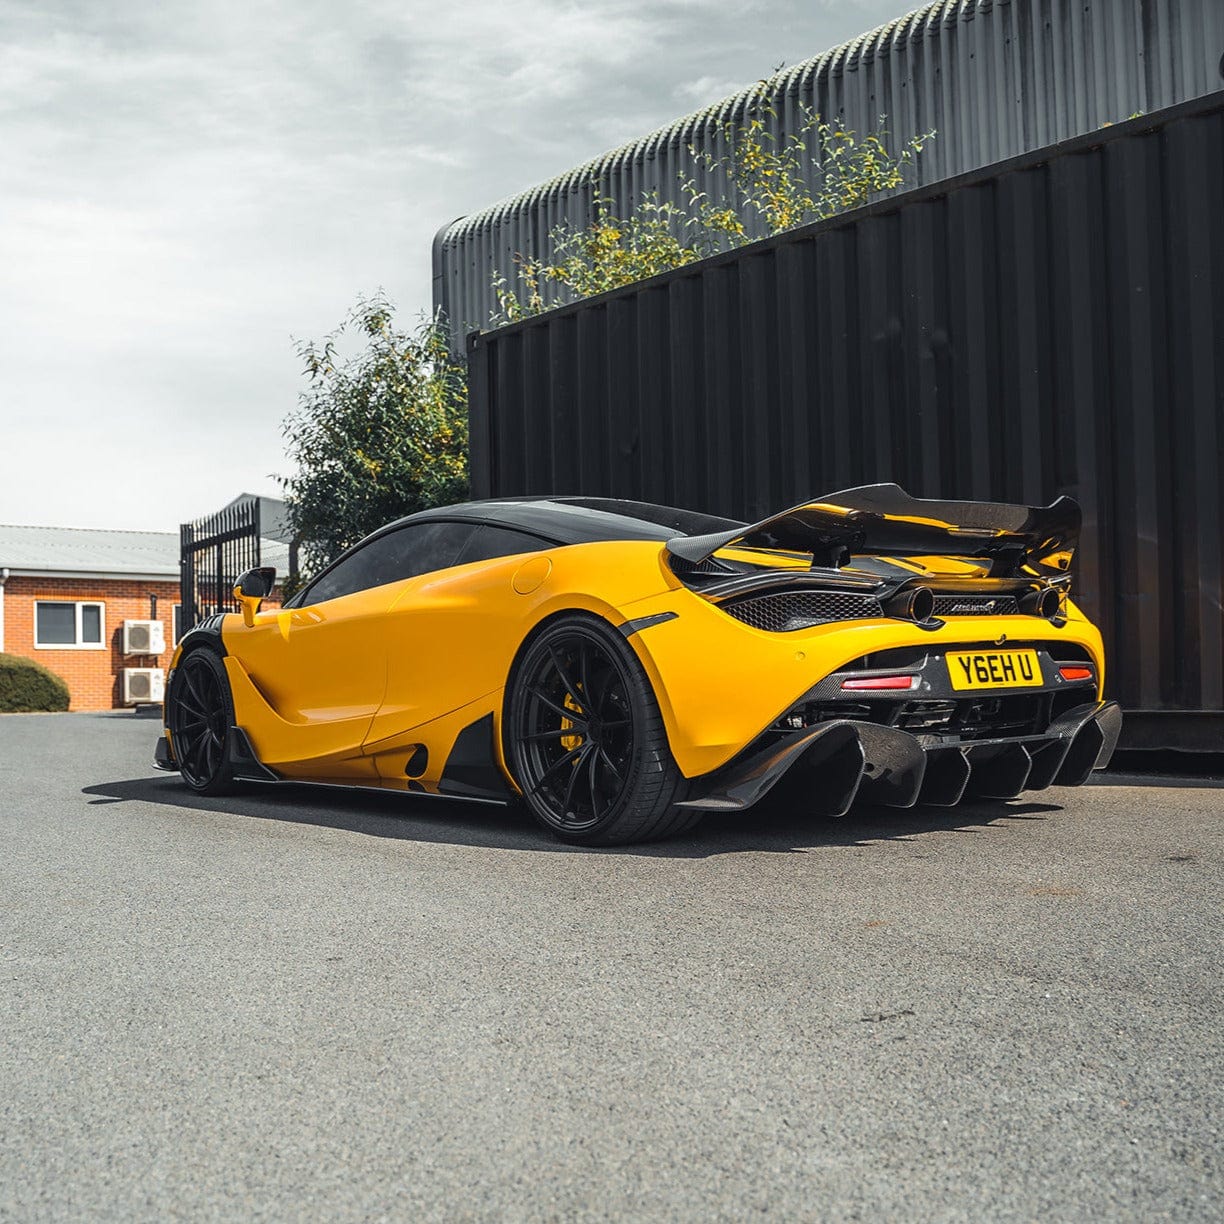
[{"left": 233, "top": 567, "right": 276, "bottom": 627}]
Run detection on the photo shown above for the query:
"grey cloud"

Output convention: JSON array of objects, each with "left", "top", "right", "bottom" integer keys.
[{"left": 0, "top": 0, "right": 905, "bottom": 530}]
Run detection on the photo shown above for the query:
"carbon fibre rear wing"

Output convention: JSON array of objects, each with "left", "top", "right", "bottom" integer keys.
[{"left": 666, "top": 483, "right": 1081, "bottom": 579}]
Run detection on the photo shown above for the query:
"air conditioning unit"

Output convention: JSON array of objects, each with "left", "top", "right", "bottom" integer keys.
[
  {"left": 123, "top": 619, "right": 166, "bottom": 656},
  {"left": 122, "top": 668, "right": 165, "bottom": 705}
]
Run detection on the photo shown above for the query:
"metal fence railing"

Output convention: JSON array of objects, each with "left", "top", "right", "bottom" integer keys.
[{"left": 179, "top": 497, "right": 263, "bottom": 631}]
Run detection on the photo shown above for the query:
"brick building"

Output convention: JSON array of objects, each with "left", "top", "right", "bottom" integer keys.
[{"left": 0, "top": 526, "right": 181, "bottom": 712}]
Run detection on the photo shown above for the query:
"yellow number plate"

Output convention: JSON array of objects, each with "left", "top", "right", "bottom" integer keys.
[{"left": 947, "top": 649, "right": 1043, "bottom": 691}]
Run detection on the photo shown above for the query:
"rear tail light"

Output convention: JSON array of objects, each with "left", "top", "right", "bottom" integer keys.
[
  {"left": 1059, "top": 665, "right": 1094, "bottom": 682},
  {"left": 841, "top": 675, "right": 919, "bottom": 691}
]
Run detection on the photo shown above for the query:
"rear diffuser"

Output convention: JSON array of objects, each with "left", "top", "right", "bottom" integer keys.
[{"left": 681, "top": 701, "right": 1122, "bottom": 815}]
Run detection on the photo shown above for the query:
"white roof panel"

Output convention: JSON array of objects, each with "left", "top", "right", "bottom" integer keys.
[{"left": 0, "top": 524, "right": 180, "bottom": 577}]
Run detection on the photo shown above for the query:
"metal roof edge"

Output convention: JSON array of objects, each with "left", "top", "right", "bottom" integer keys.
[
  {"left": 441, "top": 0, "right": 989, "bottom": 247},
  {"left": 4, "top": 569, "right": 180, "bottom": 583}
]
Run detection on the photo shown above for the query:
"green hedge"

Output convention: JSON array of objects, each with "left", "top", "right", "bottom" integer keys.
[{"left": 0, "top": 653, "right": 71, "bottom": 713}]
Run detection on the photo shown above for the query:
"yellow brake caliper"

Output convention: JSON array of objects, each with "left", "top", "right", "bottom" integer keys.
[{"left": 560, "top": 691, "right": 585, "bottom": 754}]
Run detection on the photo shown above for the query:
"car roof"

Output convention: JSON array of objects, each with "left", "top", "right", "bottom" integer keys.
[{"left": 380, "top": 497, "right": 744, "bottom": 546}]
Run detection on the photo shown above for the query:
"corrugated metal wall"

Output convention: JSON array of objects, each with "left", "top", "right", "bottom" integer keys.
[
  {"left": 435, "top": 0, "right": 1224, "bottom": 342},
  {"left": 466, "top": 95, "right": 1224, "bottom": 746}
]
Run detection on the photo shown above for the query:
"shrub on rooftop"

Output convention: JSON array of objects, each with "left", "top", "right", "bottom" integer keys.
[{"left": 0, "top": 653, "right": 71, "bottom": 713}]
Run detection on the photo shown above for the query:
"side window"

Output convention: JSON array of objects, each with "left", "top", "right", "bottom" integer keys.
[
  {"left": 300, "top": 522, "right": 475, "bottom": 605},
  {"left": 456, "top": 525, "right": 548, "bottom": 566},
  {"left": 35, "top": 600, "right": 105, "bottom": 648}
]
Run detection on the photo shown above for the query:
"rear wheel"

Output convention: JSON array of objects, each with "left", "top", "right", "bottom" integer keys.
[
  {"left": 167, "top": 649, "right": 236, "bottom": 795},
  {"left": 505, "top": 614, "right": 695, "bottom": 846}
]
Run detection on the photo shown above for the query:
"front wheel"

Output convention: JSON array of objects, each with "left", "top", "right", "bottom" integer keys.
[
  {"left": 504, "top": 614, "right": 696, "bottom": 846},
  {"left": 167, "top": 649, "right": 237, "bottom": 795}
]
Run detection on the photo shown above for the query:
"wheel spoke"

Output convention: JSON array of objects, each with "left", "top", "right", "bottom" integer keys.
[
  {"left": 520, "top": 725, "right": 576, "bottom": 743},
  {"left": 561, "top": 744, "right": 594, "bottom": 818},
  {"left": 597, "top": 745, "right": 625, "bottom": 784},
  {"left": 547, "top": 646, "right": 585, "bottom": 714},
  {"left": 587, "top": 747, "right": 602, "bottom": 820},
  {"left": 526, "top": 743, "right": 585, "bottom": 797},
  {"left": 578, "top": 642, "right": 593, "bottom": 710},
  {"left": 186, "top": 731, "right": 210, "bottom": 776},
  {"left": 183, "top": 668, "right": 209, "bottom": 712},
  {"left": 529, "top": 686, "right": 585, "bottom": 724}
]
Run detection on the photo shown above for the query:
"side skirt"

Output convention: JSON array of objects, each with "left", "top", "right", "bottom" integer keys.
[{"left": 178, "top": 719, "right": 516, "bottom": 808}]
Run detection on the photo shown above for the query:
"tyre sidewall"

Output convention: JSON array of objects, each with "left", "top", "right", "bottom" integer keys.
[{"left": 169, "top": 649, "right": 237, "bottom": 796}]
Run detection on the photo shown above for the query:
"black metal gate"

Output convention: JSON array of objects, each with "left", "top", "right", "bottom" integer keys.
[{"left": 180, "top": 497, "right": 263, "bottom": 630}]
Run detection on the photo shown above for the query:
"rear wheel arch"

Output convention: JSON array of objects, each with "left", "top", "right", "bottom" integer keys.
[{"left": 500, "top": 610, "right": 697, "bottom": 846}]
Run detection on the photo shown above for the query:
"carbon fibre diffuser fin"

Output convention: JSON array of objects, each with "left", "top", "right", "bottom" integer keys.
[{"left": 677, "top": 721, "right": 865, "bottom": 813}]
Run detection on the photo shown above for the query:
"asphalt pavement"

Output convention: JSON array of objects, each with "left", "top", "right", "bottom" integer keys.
[{"left": 1, "top": 712, "right": 1220, "bottom": 1222}]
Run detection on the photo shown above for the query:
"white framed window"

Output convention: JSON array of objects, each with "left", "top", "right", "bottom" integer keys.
[{"left": 34, "top": 600, "right": 106, "bottom": 649}]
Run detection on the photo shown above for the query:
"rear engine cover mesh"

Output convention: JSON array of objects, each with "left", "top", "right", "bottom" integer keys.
[{"left": 724, "top": 591, "right": 883, "bottom": 631}]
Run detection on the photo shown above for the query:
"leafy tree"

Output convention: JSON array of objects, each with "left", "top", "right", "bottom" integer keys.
[
  {"left": 492, "top": 84, "right": 934, "bottom": 323},
  {"left": 280, "top": 293, "right": 468, "bottom": 581}
]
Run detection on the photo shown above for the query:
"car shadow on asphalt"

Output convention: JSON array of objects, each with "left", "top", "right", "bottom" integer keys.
[{"left": 82, "top": 774, "right": 1066, "bottom": 859}]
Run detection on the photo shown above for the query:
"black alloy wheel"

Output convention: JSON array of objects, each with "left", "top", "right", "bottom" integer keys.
[
  {"left": 505, "top": 614, "right": 696, "bottom": 846},
  {"left": 168, "top": 650, "right": 236, "bottom": 795}
]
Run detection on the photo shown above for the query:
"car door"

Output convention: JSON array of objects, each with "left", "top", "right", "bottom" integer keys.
[
  {"left": 363, "top": 523, "right": 552, "bottom": 751},
  {"left": 230, "top": 521, "right": 475, "bottom": 775}
]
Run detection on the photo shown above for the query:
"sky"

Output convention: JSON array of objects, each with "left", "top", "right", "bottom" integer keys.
[{"left": 0, "top": 0, "right": 904, "bottom": 531}]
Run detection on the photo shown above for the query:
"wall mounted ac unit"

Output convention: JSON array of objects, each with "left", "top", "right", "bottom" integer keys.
[
  {"left": 122, "top": 668, "right": 165, "bottom": 705},
  {"left": 123, "top": 619, "right": 165, "bottom": 656}
]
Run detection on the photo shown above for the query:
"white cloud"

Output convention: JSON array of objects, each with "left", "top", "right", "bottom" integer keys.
[{"left": 0, "top": 0, "right": 905, "bottom": 530}]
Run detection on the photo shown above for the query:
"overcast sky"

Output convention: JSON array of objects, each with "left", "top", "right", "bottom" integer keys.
[{"left": 1, "top": 0, "right": 904, "bottom": 531}]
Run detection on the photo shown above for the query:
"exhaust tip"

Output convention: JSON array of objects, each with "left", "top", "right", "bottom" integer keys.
[
  {"left": 1022, "top": 587, "right": 1062, "bottom": 619},
  {"left": 909, "top": 586, "right": 935, "bottom": 623},
  {"left": 886, "top": 586, "right": 935, "bottom": 622}
]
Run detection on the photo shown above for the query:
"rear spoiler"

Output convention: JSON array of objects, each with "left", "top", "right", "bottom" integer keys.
[{"left": 667, "top": 484, "right": 1081, "bottom": 578}]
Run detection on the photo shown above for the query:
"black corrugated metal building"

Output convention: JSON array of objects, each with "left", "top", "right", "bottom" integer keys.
[
  {"left": 466, "top": 94, "right": 1224, "bottom": 750},
  {"left": 436, "top": 0, "right": 1224, "bottom": 341}
]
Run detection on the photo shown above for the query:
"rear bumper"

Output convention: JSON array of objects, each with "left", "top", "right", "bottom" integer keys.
[{"left": 680, "top": 700, "right": 1122, "bottom": 813}]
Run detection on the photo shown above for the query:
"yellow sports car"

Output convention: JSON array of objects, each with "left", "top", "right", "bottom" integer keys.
[{"left": 155, "top": 485, "right": 1121, "bottom": 845}]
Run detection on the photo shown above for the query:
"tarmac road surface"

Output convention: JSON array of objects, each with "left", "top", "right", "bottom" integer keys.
[{"left": 1, "top": 712, "right": 1221, "bottom": 1221}]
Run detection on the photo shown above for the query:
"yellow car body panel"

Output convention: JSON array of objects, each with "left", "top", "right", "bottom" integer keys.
[
  {"left": 180, "top": 537, "right": 1105, "bottom": 787},
  {"left": 159, "top": 486, "right": 1119, "bottom": 843}
]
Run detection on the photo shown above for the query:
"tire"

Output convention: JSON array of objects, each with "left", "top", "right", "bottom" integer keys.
[
  {"left": 504, "top": 614, "right": 696, "bottom": 846},
  {"left": 167, "top": 649, "right": 237, "bottom": 795}
]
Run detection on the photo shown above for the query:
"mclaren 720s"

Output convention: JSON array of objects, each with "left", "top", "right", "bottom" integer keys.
[{"left": 155, "top": 485, "right": 1121, "bottom": 845}]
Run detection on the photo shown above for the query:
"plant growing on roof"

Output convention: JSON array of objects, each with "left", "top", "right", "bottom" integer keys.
[
  {"left": 491, "top": 193, "right": 719, "bottom": 324},
  {"left": 490, "top": 79, "right": 934, "bottom": 323},
  {"left": 687, "top": 100, "right": 934, "bottom": 235}
]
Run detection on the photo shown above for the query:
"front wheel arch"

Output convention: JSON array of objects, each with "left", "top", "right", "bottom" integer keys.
[{"left": 165, "top": 646, "right": 238, "bottom": 795}]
